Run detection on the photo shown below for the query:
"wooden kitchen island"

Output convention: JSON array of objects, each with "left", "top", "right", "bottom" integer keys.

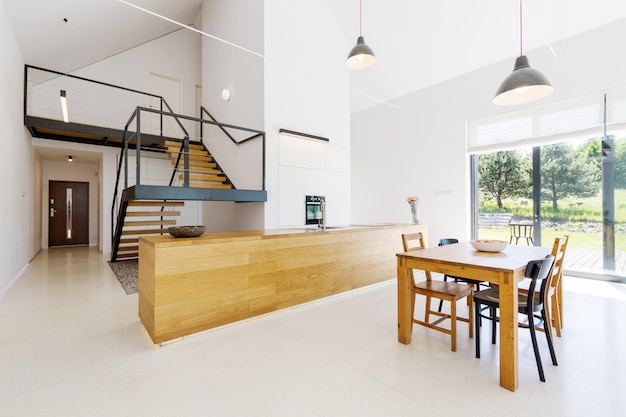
[{"left": 138, "top": 224, "right": 427, "bottom": 344}]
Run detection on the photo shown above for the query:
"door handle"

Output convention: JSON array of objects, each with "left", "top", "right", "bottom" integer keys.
[{"left": 50, "top": 208, "right": 57, "bottom": 218}]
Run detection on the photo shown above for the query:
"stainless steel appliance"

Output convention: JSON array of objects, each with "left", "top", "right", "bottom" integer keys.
[{"left": 305, "top": 195, "right": 325, "bottom": 225}]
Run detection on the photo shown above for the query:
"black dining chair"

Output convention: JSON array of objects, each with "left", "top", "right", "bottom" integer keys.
[
  {"left": 437, "top": 238, "right": 487, "bottom": 312},
  {"left": 473, "top": 255, "right": 557, "bottom": 382}
]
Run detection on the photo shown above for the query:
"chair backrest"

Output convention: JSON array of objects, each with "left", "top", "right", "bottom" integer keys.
[
  {"left": 401, "top": 233, "right": 431, "bottom": 281},
  {"left": 524, "top": 255, "right": 555, "bottom": 311},
  {"left": 402, "top": 232, "right": 426, "bottom": 252},
  {"left": 549, "top": 235, "right": 569, "bottom": 291},
  {"left": 438, "top": 238, "right": 459, "bottom": 246}
]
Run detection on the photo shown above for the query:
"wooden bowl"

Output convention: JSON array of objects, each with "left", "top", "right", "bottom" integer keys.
[
  {"left": 168, "top": 226, "right": 206, "bottom": 238},
  {"left": 470, "top": 239, "right": 508, "bottom": 253}
]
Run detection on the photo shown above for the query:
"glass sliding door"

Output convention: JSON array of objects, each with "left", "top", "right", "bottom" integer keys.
[
  {"left": 610, "top": 133, "right": 626, "bottom": 276},
  {"left": 538, "top": 138, "right": 604, "bottom": 277},
  {"left": 473, "top": 132, "right": 625, "bottom": 281}
]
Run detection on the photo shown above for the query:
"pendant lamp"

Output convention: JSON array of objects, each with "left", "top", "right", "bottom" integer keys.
[
  {"left": 59, "top": 18, "right": 70, "bottom": 123},
  {"left": 60, "top": 90, "right": 69, "bottom": 123},
  {"left": 346, "top": 0, "right": 376, "bottom": 70},
  {"left": 493, "top": 0, "right": 553, "bottom": 106}
]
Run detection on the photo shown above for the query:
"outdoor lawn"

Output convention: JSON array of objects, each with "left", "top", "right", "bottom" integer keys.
[{"left": 478, "top": 189, "right": 626, "bottom": 252}]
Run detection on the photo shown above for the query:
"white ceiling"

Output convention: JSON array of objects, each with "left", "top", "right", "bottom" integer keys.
[
  {"left": 34, "top": 146, "right": 102, "bottom": 165},
  {"left": 6, "top": 0, "right": 626, "bottom": 116}
]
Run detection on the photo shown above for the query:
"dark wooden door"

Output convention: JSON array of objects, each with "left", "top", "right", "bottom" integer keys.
[{"left": 49, "top": 181, "right": 89, "bottom": 247}]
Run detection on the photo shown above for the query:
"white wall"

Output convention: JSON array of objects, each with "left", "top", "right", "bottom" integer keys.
[
  {"left": 75, "top": 28, "right": 202, "bottom": 134},
  {"left": 351, "top": 18, "right": 626, "bottom": 247},
  {"left": 202, "top": 0, "right": 264, "bottom": 133},
  {"left": 264, "top": 0, "right": 351, "bottom": 229},
  {"left": 0, "top": 1, "right": 40, "bottom": 295},
  {"left": 200, "top": 0, "right": 267, "bottom": 231}
]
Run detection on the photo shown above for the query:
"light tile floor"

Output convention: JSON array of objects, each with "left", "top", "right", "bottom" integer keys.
[{"left": 1, "top": 246, "right": 625, "bottom": 417}]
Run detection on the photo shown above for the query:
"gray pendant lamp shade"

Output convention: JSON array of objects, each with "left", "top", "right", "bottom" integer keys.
[
  {"left": 346, "top": 0, "right": 375, "bottom": 70},
  {"left": 493, "top": 0, "right": 554, "bottom": 106},
  {"left": 493, "top": 55, "right": 554, "bottom": 106},
  {"left": 346, "top": 35, "right": 376, "bottom": 69}
]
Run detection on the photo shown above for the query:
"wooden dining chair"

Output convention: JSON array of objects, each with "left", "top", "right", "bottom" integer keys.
[
  {"left": 544, "top": 235, "right": 569, "bottom": 337},
  {"left": 401, "top": 233, "right": 474, "bottom": 352},
  {"left": 473, "top": 255, "right": 557, "bottom": 382},
  {"left": 518, "top": 235, "right": 569, "bottom": 338}
]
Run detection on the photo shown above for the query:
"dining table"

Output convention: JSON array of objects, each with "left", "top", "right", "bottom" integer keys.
[{"left": 396, "top": 241, "right": 550, "bottom": 391}]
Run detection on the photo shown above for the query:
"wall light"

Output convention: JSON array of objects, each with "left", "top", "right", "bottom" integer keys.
[
  {"left": 67, "top": 155, "right": 73, "bottom": 162},
  {"left": 221, "top": 88, "right": 231, "bottom": 101}
]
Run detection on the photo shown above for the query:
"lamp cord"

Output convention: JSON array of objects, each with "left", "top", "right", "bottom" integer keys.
[
  {"left": 519, "top": 0, "right": 523, "bottom": 56},
  {"left": 359, "top": 0, "right": 363, "bottom": 36}
]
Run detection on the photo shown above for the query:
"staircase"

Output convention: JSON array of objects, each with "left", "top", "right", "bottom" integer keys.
[
  {"left": 163, "top": 140, "right": 233, "bottom": 189},
  {"left": 112, "top": 200, "right": 184, "bottom": 261}
]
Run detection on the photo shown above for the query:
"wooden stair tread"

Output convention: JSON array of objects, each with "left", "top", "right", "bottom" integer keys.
[
  {"left": 172, "top": 159, "right": 217, "bottom": 168},
  {"left": 121, "top": 229, "right": 170, "bottom": 236},
  {"left": 166, "top": 150, "right": 212, "bottom": 159},
  {"left": 127, "top": 201, "right": 184, "bottom": 207},
  {"left": 179, "top": 174, "right": 227, "bottom": 183},
  {"left": 164, "top": 143, "right": 207, "bottom": 152},
  {"left": 176, "top": 166, "right": 221, "bottom": 175},
  {"left": 163, "top": 140, "right": 204, "bottom": 150},
  {"left": 116, "top": 253, "right": 138, "bottom": 259},
  {"left": 187, "top": 183, "right": 233, "bottom": 189},
  {"left": 126, "top": 211, "right": 181, "bottom": 217},
  {"left": 124, "top": 219, "right": 177, "bottom": 227},
  {"left": 118, "top": 245, "right": 139, "bottom": 252},
  {"left": 119, "top": 238, "right": 139, "bottom": 244}
]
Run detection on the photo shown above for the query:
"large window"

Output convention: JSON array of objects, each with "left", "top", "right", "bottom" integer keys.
[
  {"left": 468, "top": 88, "right": 626, "bottom": 281},
  {"left": 473, "top": 135, "right": 625, "bottom": 280}
]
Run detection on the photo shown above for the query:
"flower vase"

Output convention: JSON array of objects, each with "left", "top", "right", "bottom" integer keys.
[{"left": 409, "top": 203, "right": 419, "bottom": 225}]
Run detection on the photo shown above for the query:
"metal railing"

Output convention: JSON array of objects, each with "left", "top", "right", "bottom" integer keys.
[
  {"left": 110, "top": 106, "right": 267, "bottom": 250},
  {"left": 24, "top": 65, "right": 267, "bottom": 254},
  {"left": 24, "top": 65, "right": 188, "bottom": 137}
]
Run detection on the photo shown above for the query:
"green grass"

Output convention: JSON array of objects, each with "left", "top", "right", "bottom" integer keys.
[
  {"left": 479, "top": 189, "right": 626, "bottom": 252},
  {"left": 480, "top": 189, "right": 626, "bottom": 223}
]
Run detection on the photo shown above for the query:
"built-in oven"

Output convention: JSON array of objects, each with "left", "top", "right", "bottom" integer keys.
[{"left": 305, "top": 195, "right": 325, "bottom": 225}]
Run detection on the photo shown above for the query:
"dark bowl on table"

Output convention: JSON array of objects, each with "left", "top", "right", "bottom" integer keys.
[{"left": 168, "top": 225, "right": 206, "bottom": 238}]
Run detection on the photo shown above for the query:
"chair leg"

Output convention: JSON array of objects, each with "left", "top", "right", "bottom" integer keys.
[
  {"left": 543, "top": 299, "right": 554, "bottom": 342},
  {"left": 552, "top": 292, "right": 562, "bottom": 337},
  {"left": 424, "top": 295, "right": 431, "bottom": 324},
  {"left": 468, "top": 295, "right": 474, "bottom": 339},
  {"left": 450, "top": 298, "right": 457, "bottom": 352},
  {"left": 541, "top": 310, "right": 558, "bottom": 366},
  {"left": 437, "top": 276, "right": 448, "bottom": 313},
  {"left": 490, "top": 307, "right": 497, "bottom": 345},
  {"left": 475, "top": 283, "right": 487, "bottom": 327},
  {"left": 528, "top": 313, "right": 546, "bottom": 382},
  {"left": 475, "top": 300, "right": 481, "bottom": 358}
]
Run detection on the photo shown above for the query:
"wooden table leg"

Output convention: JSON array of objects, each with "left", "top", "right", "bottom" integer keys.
[
  {"left": 397, "top": 258, "right": 413, "bottom": 344},
  {"left": 498, "top": 271, "right": 520, "bottom": 391}
]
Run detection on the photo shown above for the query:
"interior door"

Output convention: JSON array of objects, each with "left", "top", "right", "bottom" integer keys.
[
  {"left": 149, "top": 72, "right": 181, "bottom": 136},
  {"left": 49, "top": 181, "right": 89, "bottom": 247}
]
